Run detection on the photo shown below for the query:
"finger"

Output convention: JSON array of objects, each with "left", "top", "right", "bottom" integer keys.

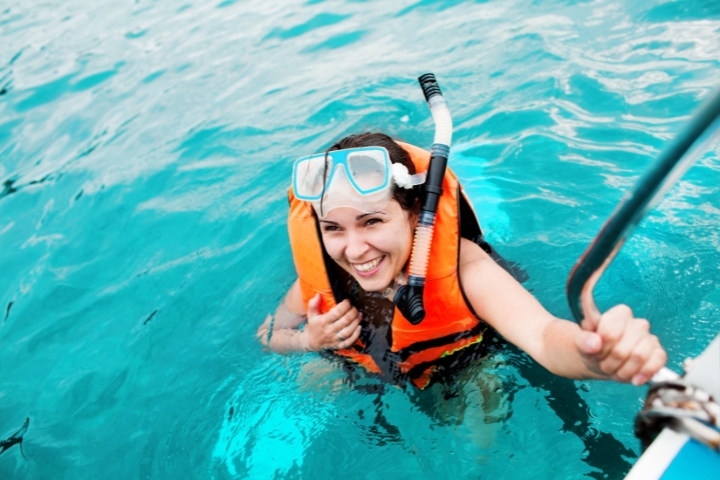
[
  {"left": 595, "top": 304, "right": 633, "bottom": 361},
  {"left": 327, "top": 304, "right": 359, "bottom": 329},
  {"left": 575, "top": 331, "right": 603, "bottom": 357},
  {"left": 612, "top": 333, "right": 656, "bottom": 382},
  {"left": 256, "top": 314, "right": 272, "bottom": 339},
  {"left": 599, "top": 318, "right": 650, "bottom": 375},
  {"left": 307, "top": 294, "right": 322, "bottom": 318},
  {"left": 256, "top": 326, "right": 268, "bottom": 339},
  {"left": 580, "top": 300, "right": 602, "bottom": 332},
  {"left": 322, "top": 299, "right": 353, "bottom": 323},
  {"left": 338, "top": 324, "right": 362, "bottom": 349},
  {"left": 632, "top": 344, "right": 668, "bottom": 386},
  {"left": 336, "top": 312, "right": 362, "bottom": 341},
  {"left": 257, "top": 331, "right": 269, "bottom": 348},
  {"left": 580, "top": 318, "right": 598, "bottom": 333}
]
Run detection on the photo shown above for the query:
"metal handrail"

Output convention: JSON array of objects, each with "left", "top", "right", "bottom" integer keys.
[{"left": 567, "top": 87, "right": 720, "bottom": 328}]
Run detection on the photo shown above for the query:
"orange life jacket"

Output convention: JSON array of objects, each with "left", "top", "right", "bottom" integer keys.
[{"left": 287, "top": 142, "right": 487, "bottom": 389}]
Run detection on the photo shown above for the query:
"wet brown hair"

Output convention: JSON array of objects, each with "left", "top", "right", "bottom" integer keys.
[{"left": 323, "top": 132, "right": 421, "bottom": 214}]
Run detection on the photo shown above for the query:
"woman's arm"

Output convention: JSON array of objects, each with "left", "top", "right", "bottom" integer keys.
[
  {"left": 256, "top": 279, "right": 363, "bottom": 354},
  {"left": 459, "top": 239, "right": 667, "bottom": 383},
  {"left": 256, "top": 280, "right": 310, "bottom": 354}
]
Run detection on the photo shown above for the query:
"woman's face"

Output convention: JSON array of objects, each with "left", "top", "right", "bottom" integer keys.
[{"left": 318, "top": 199, "right": 415, "bottom": 292}]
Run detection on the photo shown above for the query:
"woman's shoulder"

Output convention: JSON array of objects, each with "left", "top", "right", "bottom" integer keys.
[
  {"left": 459, "top": 237, "right": 493, "bottom": 268},
  {"left": 458, "top": 238, "right": 498, "bottom": 297}
]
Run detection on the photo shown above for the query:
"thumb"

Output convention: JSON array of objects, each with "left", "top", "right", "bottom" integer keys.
[
  {"left": 580, "top": 304, "right": 602, "bottom": 333},
  {"left": 575, "top": 330, "right": 603, "bottom": 356},
  {"left": 307, "top": 294, "right": 321, "bottom": 318}
]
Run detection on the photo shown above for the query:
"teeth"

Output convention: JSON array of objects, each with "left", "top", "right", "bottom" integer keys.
[{"left": 354, "top": 257, "right": 383, "bottom": 272}]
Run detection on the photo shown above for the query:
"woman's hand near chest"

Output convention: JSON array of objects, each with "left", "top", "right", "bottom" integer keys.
[
  {"left": 305, "top": 295, "right": 363, "bottom": 351},
  {"left": 257, "top": 280, "right": 362, "bottom": 354}
]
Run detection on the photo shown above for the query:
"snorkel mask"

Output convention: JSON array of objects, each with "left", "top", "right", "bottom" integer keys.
[{"left": 292, "top": 146, "right": 425, "bottom": 216}]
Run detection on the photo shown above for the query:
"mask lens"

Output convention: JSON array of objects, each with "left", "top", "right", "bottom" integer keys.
[
  {"left": 295, "top": 154, "right": 333, "bottom": 199},
  {"left": 347, "top": 150, "right": 388, "bottom": 192}
]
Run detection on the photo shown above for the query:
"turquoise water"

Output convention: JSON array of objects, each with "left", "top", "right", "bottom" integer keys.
[{"left": 2, "top": 0, "right": 720, "bottom": 478}]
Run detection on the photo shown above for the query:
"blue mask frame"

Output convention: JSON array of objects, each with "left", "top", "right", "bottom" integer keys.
[{"left": 292, "top": 146, "right": 391, "bottom": 201}]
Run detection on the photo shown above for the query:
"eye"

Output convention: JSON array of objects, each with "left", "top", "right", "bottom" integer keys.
[
  {"left": 364, "top": 217, "right": 383, "bottom": 227},
  {"left": 322, "top": 224, "right": 341, "bottom": 233}
]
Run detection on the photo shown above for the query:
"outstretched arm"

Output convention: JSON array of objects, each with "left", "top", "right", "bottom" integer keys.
[{"left": 459, "top": 239, "right": 667, "bottom": 383}]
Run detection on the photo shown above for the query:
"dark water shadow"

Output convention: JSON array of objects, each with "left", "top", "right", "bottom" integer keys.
[
  {"left": 0, "top": 417, "right": 29, "bottom": 459},
  {"left": 507, "top": 346, "right": 636, "bottom": 479},
  {"left": 492, "top": 244, "right": 636, "bottom": 478}
]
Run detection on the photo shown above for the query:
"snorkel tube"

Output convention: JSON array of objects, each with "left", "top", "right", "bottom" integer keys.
[{"left": 394, "top": 73, "right": 453, "bottom": 325}]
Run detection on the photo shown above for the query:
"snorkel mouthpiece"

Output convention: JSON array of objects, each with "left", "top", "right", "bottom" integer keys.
[
  {"left": 394, "top": 284, "right": 426, "bottom": 324},
  {"left": 394, "top": 73, "right": 453, "bottom": 325}
]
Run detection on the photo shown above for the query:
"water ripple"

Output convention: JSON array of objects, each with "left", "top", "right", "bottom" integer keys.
[{"left": 1, "top": 1, "right": 719, "bottom": 479}]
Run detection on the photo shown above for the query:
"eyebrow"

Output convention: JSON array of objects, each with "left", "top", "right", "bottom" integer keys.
[
  {"left": 355, "top": 211, "right": 386, "bottom": 220},
  {"left": 318, "top": 211, "right": 387, "bottom": 225}
]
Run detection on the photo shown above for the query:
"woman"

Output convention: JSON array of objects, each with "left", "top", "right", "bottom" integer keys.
[{"left": 257, "top": 132, "right": 667, "bottom": 390}]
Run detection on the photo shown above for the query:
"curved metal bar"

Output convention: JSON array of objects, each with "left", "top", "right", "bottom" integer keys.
[{"left": 567, "top": 87, "right": 720, "bottom": 325}]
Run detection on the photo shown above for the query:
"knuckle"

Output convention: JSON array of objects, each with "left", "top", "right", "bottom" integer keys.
[
  {"left": 641, "top": 351, "right": 667, "bottom": 375},
  {"left": 610, "top": 346, "right": 629, "bottom": 362},
  {"left": 640, "top": 364, "right": 656, "bottom": 377},
  {"left": 630, "top": 349, "right": 647, "bottom": 364},
  {"left": 655, "top": 349, "right": 668, "bottom": 365},
  {"left": 597, "top": 322, "right": 619, "bottom": 341},
  {"left": 635, "top": 318, "right": 650, "bottom": 332},
  {"left": 615, "top": 304, "right": 633, "bottom": 317},
  {"left": 601, "top": 329, "right": 622, "bottom": 347},
  {"left": 599, "top": 359, "right": 615, "bottom": 374},
  {"left": 640, "top": 365, "right": 658, "bottom": 378}
]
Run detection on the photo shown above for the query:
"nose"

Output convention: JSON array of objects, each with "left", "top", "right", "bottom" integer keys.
[{"left": 344, "top": 229, "right": 368, "bottom": 261}]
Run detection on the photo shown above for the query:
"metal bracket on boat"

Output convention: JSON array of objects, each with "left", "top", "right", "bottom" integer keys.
[{"left": 635, "top": 377, "right": 720, "bottom": 451}]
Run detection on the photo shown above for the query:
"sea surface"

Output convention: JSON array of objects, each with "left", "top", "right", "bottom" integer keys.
[{"left": 1, "top": 0, "right": 719, "bottom": 478}]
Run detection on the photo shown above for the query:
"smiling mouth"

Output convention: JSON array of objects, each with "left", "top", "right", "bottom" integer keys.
[{"left": 352, "top": 256, "right": 385, "bottom": 276}]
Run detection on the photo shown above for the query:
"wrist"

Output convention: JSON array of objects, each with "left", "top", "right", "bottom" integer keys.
[{"left": 300, "top": 329, "right": 314, "bottom": 352}]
